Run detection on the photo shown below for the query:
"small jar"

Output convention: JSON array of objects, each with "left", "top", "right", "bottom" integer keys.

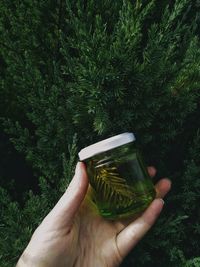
[{"left": 78, "top": 132, "right": 156, "bottom": 219}]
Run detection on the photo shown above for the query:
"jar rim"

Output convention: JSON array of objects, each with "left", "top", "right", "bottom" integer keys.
[{"left": 78, "top": 132, "right": 135, "bottom": 161}]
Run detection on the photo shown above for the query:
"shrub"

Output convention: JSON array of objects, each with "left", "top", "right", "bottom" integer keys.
[{"left": 0, "top": 1, "right": 200, "bottom": 266}]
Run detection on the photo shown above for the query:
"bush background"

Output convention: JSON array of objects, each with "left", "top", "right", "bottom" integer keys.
[{"left": 0, "top": 0, "right": 200, "bottom": 266}]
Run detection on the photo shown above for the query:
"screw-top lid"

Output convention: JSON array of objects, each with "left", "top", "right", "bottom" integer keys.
[{"left": 78, "top": 132, "right": 135, "bottom": 161}]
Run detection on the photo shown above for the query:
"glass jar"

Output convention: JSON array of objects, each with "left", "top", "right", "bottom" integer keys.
[{"left": 78, "top": 132, "right": 156, "bottom": 219}]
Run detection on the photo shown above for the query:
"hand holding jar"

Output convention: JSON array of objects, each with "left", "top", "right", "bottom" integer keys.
[{"left": 17, "top": 133, "right": 171, "bottom": 267}]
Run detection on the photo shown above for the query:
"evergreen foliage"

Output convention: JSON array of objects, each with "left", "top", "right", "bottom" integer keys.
[{"left": 0, "top": 1, "right": 200, "bottom": 266}]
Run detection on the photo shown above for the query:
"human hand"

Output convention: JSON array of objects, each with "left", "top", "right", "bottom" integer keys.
[{"left": 16, "top": 162, "right": 171, "bottom": 267}]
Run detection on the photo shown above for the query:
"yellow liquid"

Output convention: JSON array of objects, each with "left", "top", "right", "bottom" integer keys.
[{"left": 86, "top": 150, "right": 156, "bottom": 219}]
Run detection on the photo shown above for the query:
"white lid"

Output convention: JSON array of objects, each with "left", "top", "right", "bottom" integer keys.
[{"left": 78, "top": 132, "right": 135, "bottom": 161}]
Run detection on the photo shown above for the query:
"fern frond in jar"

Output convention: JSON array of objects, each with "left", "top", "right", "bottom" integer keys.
[{"left": 79, "top": 133, "right": 156, "bottom": 219}]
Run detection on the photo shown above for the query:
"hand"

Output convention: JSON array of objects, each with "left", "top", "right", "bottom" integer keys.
[{"left": 17, "top": 162, "right": 171, "bottom": 267}]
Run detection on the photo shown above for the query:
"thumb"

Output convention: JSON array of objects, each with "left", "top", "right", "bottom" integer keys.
[{"left": 44, "top": 162, "right": 89, "bottom": 227}]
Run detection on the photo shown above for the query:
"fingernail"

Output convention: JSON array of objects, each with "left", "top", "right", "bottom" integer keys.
[{"left": 159, "top": 198, "right": 165, "bottom": 205}]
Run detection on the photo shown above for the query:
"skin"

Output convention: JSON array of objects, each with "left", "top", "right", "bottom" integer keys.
[{"left": 16, "top": 162, "right": 171, "bottom": 267}]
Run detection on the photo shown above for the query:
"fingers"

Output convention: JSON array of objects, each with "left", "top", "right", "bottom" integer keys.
[
  {"left": 114, "top": 178, "right": 171, "bottom": 233},
  {"left": 43, "top": 162, "right": 89, "bottom": 227},
  {"left": 116, "top": 198, "right": 164, "bottom": 259},
  {"left": 147, "top": 166, "right": 156, "bottom": 177},
  {"left": 115, "top": 175, "right": 171, "bottom": 258},
  {"left": 155, "top": 178, "right": 171, "bottom": 198},
  {"left": 147, "top": 166, "right": 171, "bottom": 198}
]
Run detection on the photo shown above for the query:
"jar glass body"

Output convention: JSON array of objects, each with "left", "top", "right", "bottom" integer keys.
[{"left": 83, "top": 141, "right": 156, "bottom": 219}]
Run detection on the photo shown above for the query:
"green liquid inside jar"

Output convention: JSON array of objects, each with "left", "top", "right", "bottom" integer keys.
[{"left": 83, "top": 141, "right": 156, "bottom": 219}]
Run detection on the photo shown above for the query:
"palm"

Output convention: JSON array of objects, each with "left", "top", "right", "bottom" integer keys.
[
  {"left": 17, "top": 162, "right": 171, "bottom": 267},
  {"left": 24, "top": 198, "right": 124, "bottom": 267},
  {"left": 74, "top": 198, "right": 124, "bottom": 267}
]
